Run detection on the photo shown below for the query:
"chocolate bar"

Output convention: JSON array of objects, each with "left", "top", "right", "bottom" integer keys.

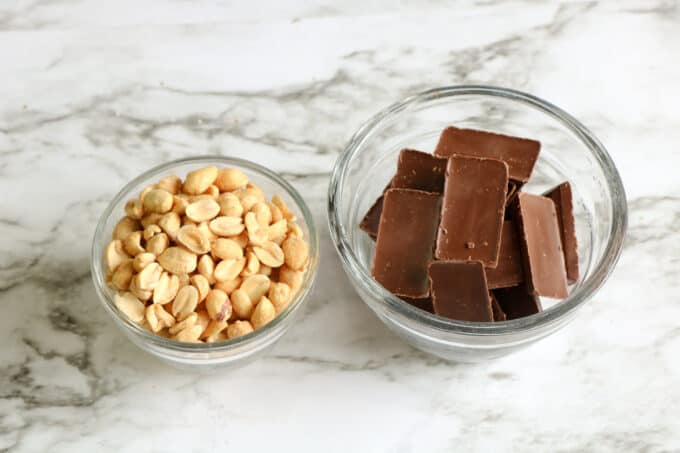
[
  {"left": 493, "top": 285, "right": 542, "bottom": 319},
  {"left": 429, "top": 261, "right": 493, "bottom": 322},
  {"left": 490, "top": 293, "right": 507, "bottom": 322},
  {"left": 544, "top": 182, "right": 579, "bottom": 284},
  {"left": 435, "top": 155, "right": 508, "bottom": 267},
  {"left": 391, "top": 149, "right": 447, "bottom": 193},
  {"left": 485, "top": 220, "right": 524, "bottom": 289},
  {"left": 434, "top": 126, "right": 540, "bottom": 183},
  {"left": 359, "top": 193, "right": 385, "bottom": 240},
  {"left": 372, "top": 189, "right": 441, "bottom": 298},
  {"left": 515, "top": 193, "right": 568, "bottom": 299}
]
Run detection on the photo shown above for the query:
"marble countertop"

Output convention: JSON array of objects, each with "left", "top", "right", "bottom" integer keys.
[{"left": 1, "top": 1, "right": 679, "bottom": 451}]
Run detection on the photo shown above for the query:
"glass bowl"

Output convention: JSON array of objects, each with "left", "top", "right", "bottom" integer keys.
[
  {"left": 91, "top": 156, "right": 318, "bottom": 371},
  {"left": 328, "top": 85, "right": 627, "bottom": 362}
]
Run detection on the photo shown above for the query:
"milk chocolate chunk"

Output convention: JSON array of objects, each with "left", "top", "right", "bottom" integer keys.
[
  {"left": 486, "top": 220, "right": 524, "bottom": 289},
  {"left": 544, "top": 182, "right": 579, "bottom": 284},
  {"left": 359, "top": 180, "right": 393, "bottom": 239},
  {"left": 434, "top": 126, "right": 540, "bottom": 182},
  {"left": 428, "top": 261, "right": 493, "bottom": 321},
  {"left": 372, "top": 189, "right": 441, "bottom": 298},
  {"left": 435, "top": 155, "right": 509, "bottom": 267},
  {"left": 515, "top": 193, "right": 568, "bottom": 299},
  {"left": 492, "top": 285, "right": 542, "bottom": 319},
  {"left": 401, "top": 296, "right": 434, "bottom": 313},
  {"left": 490, "top": 293, "right": 507, "bottom": 322},
  {"left": 391, "top": 149, "right": 447, "bottom": 193}
]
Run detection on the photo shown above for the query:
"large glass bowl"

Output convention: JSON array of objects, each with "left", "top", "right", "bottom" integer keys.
[
  {"left": 91, "top": 156, "right": 318, "bottom": 371},
  {"left": 328, "top": 86, "right": 627, "bottom": 362}
]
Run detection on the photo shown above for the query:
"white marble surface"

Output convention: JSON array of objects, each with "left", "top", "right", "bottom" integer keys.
[{"left": 1, "top": 1, "right": 679, "bottom": 451}]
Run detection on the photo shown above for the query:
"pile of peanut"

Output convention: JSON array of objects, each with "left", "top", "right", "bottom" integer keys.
[{"left": 104, "top": 166, "right": 310, "bottom": 343}]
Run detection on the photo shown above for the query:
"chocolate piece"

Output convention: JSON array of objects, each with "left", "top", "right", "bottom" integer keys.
[
  {"left": 544, "top": 182, "right": 579, "bottom": 284},
  {"left": 428, "top": 261, "right": 493, "bottom": 321},
  {"left": 485, "top": 220, "right": 524, "bottom": 289},
  {"left": 401, "top": 296, "right": 434, "bottom": 313},
  {"left": 359, "top": 180, "right": 393, "bottom": 239},
  {"left": 391, "top": 149, "right": 446, "bottom": 193},
  {"left": 435, "top": 155, "right": 509, "bottom": 267},
  {"left": 372, "top": 189, "right": 441, "bottom": 298},
  {"left": 434, "top": 126, "right": 540, "bottom": 182},
  {"left": 490, "top": 293, "right": 507, "bottom": 322},
  {"left": 493, "top": 285, "right": 542, "bottom": 319},
  {"left": 506, "top": 181, "right": 518, "bottom": 204},
  {"left": 515, "top": 193, "right": 568, "bottom": 299}
]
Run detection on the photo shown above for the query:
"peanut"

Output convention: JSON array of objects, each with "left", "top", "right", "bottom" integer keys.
[
  {"left": 197, "top": 254, "right": 215, "bottom": 284},
  {"left": 214, "top": 257, "right": 246, "bottom": 282},
  {"left": 240, "top": 274, "right": 270, "bottom": 303},
  {"left": 153, "top": 272, "right": 180, "bottom": 304},
  {"left": 282, "top": 236, "right": 309, "bottom": 270},
  {"left": 231, "top": 288, "right": 254, "bottom": 319},
  {"left": 202, "top": 320, "right": 228, "bottom": 341},
  {"left": 244, "top": 212, "right": 267, "bottom": 246},
  {"left": 272, "top": 195, "right": 294, "bottom": 220},
  {"left": 205, "top": 289, "right": 232, "bottom": 321},
  {"left": 185, "top": 198, "right": 220, "bottom": 223},
  {"left": 176, "top": 225, "right": 211, "bottom": 255},
  {"left": 136, "top": 262, "right": 163, "bottom": 291},
  {"left": 195, "top": 310, "right": 210, "bottom": 335},
  {"left": 214, "top": 277, "right": 241, "bottom": 295},
  {"left": 158, "top": 212, "right": 181, "bottom": 240},
  {"left": 203, "top": 184, "right": 220, "bottom": 199},
  {"left": 259, "top": 265, "right": 272, "bottom": 276},
  {"left": 212, "top": 238, "right": 243, "bottom": 261},
  {"left": 215, "top": 168, "right": 249, "bottom": 192},
  {"left": 146, "top": 232, "right": 169, "bottom": 256},
  {"left": 125, "top": 198, "right": 144, "bottom": 220},
  {"left": 209, "top": 216, "right": 244, "bottom": 237},
  {"left": 132, "top": 252, "right": 156, "bottom": 272},
  {"left": 141, "top": 212, "right": 163, "bottom": 228},
  {"left": 173, "top": 324, "right": 203, "bottom": 342},
  {"left": 237, "top": 188, "right": 261, "bottom": 212},
  {"left": 287, "top": 221, "right": 304, "bottom": 238},
  {"left": 157, "top": 174, "right": 182, "bottom": 194},
  {"left": 251, "top": 297, "right": 275, "bottom": 329},
  {"left": 267, "top": 219, "right": 288, "bottom": 245},
  {"left": 227, "top": 320, "right": 254, "bottom": 339},
  {"left": 146, "top": 303, "right": 175, "bottom": 333},
  {"left": 172, "top": 195, "right": 189, "bottom": 215},
  {"left": 143, "top": 224, "right": 162, "bottom": 241},
  {"left": 279, "top": 266, "right": 304, "bottom": 292},
  {"left": 253, "top": 241, "right": 285, "bottom": 268},
  {"left": 217, "top": 192, "right": 244, "bottom": 217},
  {"left": 251, "top": 202, "right": 272, "bottom": 227},
  {"left": 197, "top": 221, "right": 217, "bottom": 242},
  {"left": 111, "top": 260, "right": 134, "bottom": 291},
  {"left": 112, "top": 216, "right": 141, "bottom": 241},
  {"left": 129, "top": 274, "right": 152, "bottom": 301},
  {"left": 158, "top": 247, "right": 198, "bottom": 274},
  {"left": 246, "top": 183, "right": 266, "bottom": 202},
  {"left": 114, "top": 292, "right": 145, "bottom": 323},
  {"left": 139, "top": 184, "right": 156, "bottom": 201},
  {"left": 183, "top": 166, "right": 218, "bottom": 195},
  {"left": 241, "top": 250, "right": 260, "bottom": 277},
  {"left": 268, "top": 282, "right": 291, "bottom": 313},
  {"left": 123, "top": 231, "right": 145, "bottom": 256},
  {"left": 233, "top": 231, "right": 249, "bottom": 249},
  {"left": 105, "top": 239, "right": 129, "bottom": 272},
  {"left": 268, "top": 202, "right": 283, "bottom": 223},
  {"left": 169, "top": 312, "right": 197, "bottom": 335},
  {"left": 172, "top": 285, "right": 199, "bottom": 321},
  {"left": 143, "top": 188, "right": 173, "bottom": 214},
  {"left": 190, "top": 274, "right": 211, "bottom": 302}
]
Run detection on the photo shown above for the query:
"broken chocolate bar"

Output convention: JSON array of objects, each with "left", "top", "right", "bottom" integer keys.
[
  {"left": 372, "top": 189, "right": 441, "bottom": 298},
  {"left": 391, "top": 149, "right": 447, "bottom": 193},
  {"left": 435, "top": 155, "right": 509, "bottom": 267},
  {"left": 493, "top": 285, "right": 542, "bottom": 319},
  {"left": 544, "top": 182, "right": 579, "bottom": 284},
  {"left": 429, "top": 261, "right": 493, "bottom": 322},
  {"left": 486, "top": 220, "right": 524, "bottom": 289},
  {"left": 515, "top": 193, "right": 568, "bottom": 299},
  {"left": 490, "top": 292, "right": 507, "bottom": 322},
  {"left": 434, "top": 126, "right": 540, "bottom": 183},
  {"left": 359, "top": 193, "right": 385, "bottom": 240}
]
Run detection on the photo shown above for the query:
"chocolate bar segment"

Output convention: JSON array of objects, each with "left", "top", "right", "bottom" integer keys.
[
  {"left": 485, "top": 220, "right": 524, "bottom": 289},
  {"left": 490, "top": 293, "right": 507, "bottom": 322},
  {"left": 492, "top": 285, "right": 542, "bottom": 319},
  {"left": 372, "top": 189, "right": 441, "bottom": 298},
  {"left": 391, "top": 149, "right": 447, "bottom": 193},
  {"left": 515, "top": 193, "right": 568, "bottom": 299},
  {"left": 435, "top": 155, "right": 509, "bottom": 267},
  {"left": 359, "top": 180, "right": 393, "bottom": 239},
  {"left": 544, "top": 182, "right": 579, "bottom": 284},
  {"left": 434, "top": 126, "right": 540, "bottom": 182},
  {"left": 429, "top": 261, "right": 493, "bottom": 322}
]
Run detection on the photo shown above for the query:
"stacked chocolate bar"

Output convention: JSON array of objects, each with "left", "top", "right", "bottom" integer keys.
[{"left": 360, "top": 126, "right": 579, "bottom": 322}]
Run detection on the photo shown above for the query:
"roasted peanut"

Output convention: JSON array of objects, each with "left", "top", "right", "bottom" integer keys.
[
  {"left": 202, "top": 320, "right": 228, "bottom": 342},
  {"left": 227, "top": 320, "right": 254, "bottom": 339},
  {"left": 272, "top": 195, "right": 294, "bottom": 221},
  {"left": 139, "top": 185, "right": 156, "bottom": 202},
  {"left": 146, "top": 303, "right": 175, "bottom": 333},
  {"left": 111, "top": 260, "right": 134, "bottom": 291},
  {"left": 173, "top": 325, "right": 203, "bottom": 342},
  {"left": 146, "top": 232, "right": 169, "bottom": 256},
  {"left": 244, "top": 212, "right": 267, "bottom": 246},
  {"left": 205, "top": 289, "right": 232, "bottom": 321},
  {"left": 125, "top": 198, "right": 144, "bottom": 220},
  {"left": 267, "top": 219, "right": 287, "bottom": 245},
  {"left": 251, "top": 202, "right": 272, "bottom": 227},
  {"left": 129, "top": 274, "right": 152, "bottom": 301},
  {"left": 123, "top": 231, "right": 145, "bottom": 256},
  {"left": 268, "top": 202, "right": 283, "bottom": 223},
  {"left": 158, "top": 212, "right": 181, "bottom": 240},
  {"left": 251, "top": 297, "right": 275, "bottom": 329},
  {"left": 197, "top": 221, "right": 217, "bottom": 242},
  {"left": 191, "top": 274, "right": 211, "bottom": 302},
  {"left": 143, "top": 188, "right": 174, "bottom": 214},
  {"left": 233, "top": 231, "right": 249, "bottom": 249},
  {"left": 141, "top": 212, "right": 163, "bottom": 228},
  {"left": 143, "top": 224, "right": 161, "bottom": 241},
  {"left": 132, "top": 252, "right": 156, "bottom": 272},
  {"left": 268, "top": 282, "right": 291, "bottom": 313},
  {"left": 158, "top": 247, "right": 198, "bottom": 274},
  {"left": 287, "top": 221, "right": 304, "bottom": 238},
  {"left": 112, "top": 216, "right": 140, "bottom": 241},
  {"left": 185, "top": 198, "right": 220, "bottom": 223},
  {"left": 282, "top": 236, "right": 309, "bottom": 270},
  {"left": 105, "top": 239, "right": 129, "bottom": 272},
  {"left": 236, "top": 188, "right": 261, "bottom": 212},
  {"left": 115, "top": 292, "right": 145, "bottom": 323},
  {"left": 240, "top": 274, "right": 270, "bottom": 303},
  {"left": 259, "top": 265, "right": 272, "bottom": 276},
  {"left": 197, "top": 254, "right": 215, "bottom": 284},
  {"left": 195, "top": 310, "right": 210, "bottom": 334},
  {"left": 157, "top": 175, "right": 182, "bottom": 194},
  {"left": 183, "top": 166, "right": 218, "bottom": 195},
  {"left": 169, "top": 312, "right": 197, "bottom": 335},
  {"left": 231, "top": 288, "right": 254, "bottom": 319},
  {"left": 153, "top": 272, "right": 180, "bottom": 304},
  {"left": 203, "top": 184, "right": 220, "bottom": 199},
  {"left": 136, "top": 262, "right": 163, "bottom": 290},
  {"left": 176, "top": 225, "right": 211, "bottom": 254},
  {"left": 212, "top": 238, "right": 243, "bottom": 261},
  {"left": 209, "top": 216, "right": 244, "bottom": 237},
  {"left": 214, "top": 257, "right": 246, "bottom": 282},
  {"left": 172, "top": 285, "right": 199, "bottom": 321},
  {"left": 172, "top": 195, "right": 189, "bottom": 215},
  {"left": 214, "top": 277, "right": 241, "bottom": 294},
  {"left": 253, "top": 241, "right": 285, "bottom": 268},
  {"left": 217, "top": 192, "right": 243, "bottom": 217},
  {"left": 241, "top": 250, "right": 260, "bottom": 277},
  {"left": 279, "top": 266, "right": 304, "bottom": 292},
  {"left": 215, "top": 168, "right": 249, "bottom": 192}
]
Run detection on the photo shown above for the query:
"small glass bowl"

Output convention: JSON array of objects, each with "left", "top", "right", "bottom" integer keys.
[
  {"left": 328, "top": 86, "right": 627, "bottom": 362},
  {"left": 91, "top": 156, "right": 318, "bottom": 371}
]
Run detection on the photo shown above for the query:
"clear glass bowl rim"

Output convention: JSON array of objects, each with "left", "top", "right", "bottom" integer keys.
[
  {"left": 91, "top": 156, "right": 319, "bottom": 353},
  {"left": 327, "top": 85, "right": 627, "bottom": 335}
]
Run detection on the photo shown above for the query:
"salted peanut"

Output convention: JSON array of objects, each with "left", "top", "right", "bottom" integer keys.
[
  {"left": 233, "top": 231, "right": 249, "bottom": 249},
  {"left": 202, "top": 320, "right": 228, "bottom": 341},
  {"left": 141, "top": 212, "right": 163, "bottom": 228},
  {"left": 111, "top": 260, "right": 134, "bottom": 291},
  {"left": 158, "top": 247, "right": 198, "bottom": 274},
  {"left": 206, "top": 331, "right": 228, "bottom": 343},
  {"left": 282, "top": 236, "right": 309, "bottom": 270},
  {"left": 129, "top": 274, "right": 152, "bottom": 301},
  {"left": 195, "top": 310, "right": 210, "bottom": 334},
  {"left": 217, "top": 192, "right": 244, "bottom": 217},
  {"left": 209, "top": 216, "right": 244, "bottom": 237},
  {"left": 227, "top": 320, "right": 254, "bottom": 339},
  {"left": 172, "top": 195, "right": 189, "bottom": 215},
  {"left": 268, "top": 202, "right": 283, "bottom": 223},
  {"left": 253, "top": 241, "right": 285, "bottom": 268},
  {"left": 241, "top": 250, "right": 260, "bottom": 277},
  {"left": 146, "top": 232, "right": 169, "bottom": 256},
  {"left": 112, "top": 216, "right": 140, "bottom": 241},
  {"left": 214, "top": 277, "right": 241, "bottom": 294},
  {"left": 212, "top": 238, "right": 243, "bottom": 261},
  {"left": 172, "top": 285, "right": 199, "bottom": 321},
  {"left": 157, "top": 175, "right": 182, "bottom": 194},
  {"left": 237, "top": 188, "right": 262, "bottom": 212},
  {"left": 190, "top": 274, "right": 211, "bottom": 302},
  {"left": 143, "top": 188, "right": 174, "bottom": 214},
  {"left": 145, "top": 304, "right": 165, "bottom": 333},
  {"left": 182, "top": 215, "right": 197, "bottom": 227},
  {"left": 231, "top": 288, "right": 254, "bottom": 319},
  {"left": 123, "top": 231, "right": 145, "bottom": 256},
  {"left": 287, "top": 221, "right": 304, "bottom": 238},
  {"left": 279, "top": 266, "right": 304, "bottom": 292},
  {"left": 183, "top": 166, "right": 218, "bottom": 195},
  {"left": 269, "top": 282, "right": 292, "bottom": 313},
  {"left": 214, "top": 257, "right": 246, "bottom": 282},
  {"left": 114, "top": 292, "right": 145, "bottom": 323},
  {"left": 215, "top": 168, "right": 249, "bottom": 192},
  {"left": 105, "top": 239, "right": 129, "bottom": 272},
  {"left": 169, "top": 312, "right": 197, "bottom": 335},
  {"left": 158, "top": 212, "right": 181, "bottom": 240},
  {"left": 202, "top": 184, "right": 220, "bottom": 200},
  {"left": 197, "top": 221, "right": 217, "bottom": 242},
  {"left": 142, "top": 224, "right": 161, "bottom": 241},
  {"left": 139, "top": 185, "right": 156, "bottom": 202},
  {"left": 272, "top": 195, "right": 294, "bottom": 221},
  {"left": 205, "top": 289, "right": 232, "bottom": 321},
  {"left": 267, "top": 219, "right": 287, "bottom": 245},
  {"left": 247, "top": 183, "right": 266, "bottom": 201},
  {"left": 259, "top": 265, "right": 272, "bottom": 276},
  {"left": 251, "top": 297, "right": 275, "bottom": 329},
  {"left": 133, "top": 252, "right": 156, "bottom": 272},
  {"left": 153, "top": 272, "right": 180, "bottom": 304},
  {"left": 176, "top": 225, "right": 210, "bottom": 255},
  {"left": 136, "top": 262, "right": 163, "bottom": 290},
  {"left": 173, "top": 324, "right": 203, "bottom": 342},
  {"left": 177, "top": 272, "right": 191, "bottom": 289},
  {"left": 185, "top": 199, "right": 220, "bottom": 223},
  {"left": 251, "top": 202, "right": 272, "bottom": 227},
  {"left": 244, "top": 212, "right": 267, "bottom": 246},
  {"left": 240, "top": 274, "right": 271, "bottom": 303},
  {"left": 198, "top": 254, "right": 215, "bottom": 284},
  {"left": 125, "top": 198, "right": 144, "bottom": 220}
]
